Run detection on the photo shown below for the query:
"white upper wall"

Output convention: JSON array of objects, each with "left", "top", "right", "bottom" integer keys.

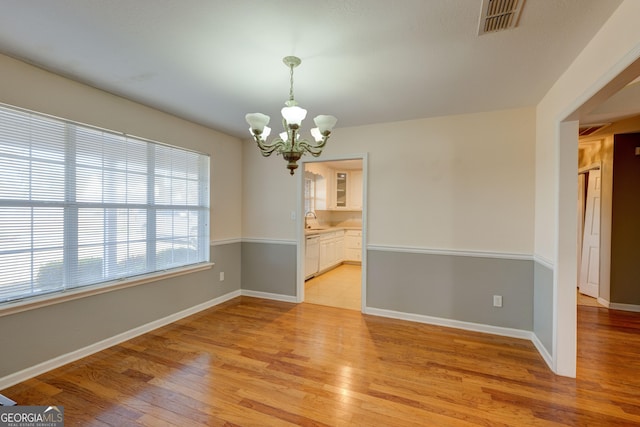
[
  {"left": 0, "top": 53, "right": 243, "bottom": 242},
  {"left": 243, "top": 107, "right": 536, "bottom": 255}
]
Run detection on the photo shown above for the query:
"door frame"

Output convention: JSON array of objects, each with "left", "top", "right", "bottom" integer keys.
[
  {"left": 555, "top": 53, "right": 640, "bottom": 376},
  {"left": 296, "top": 153, "right": 368, "bottom": 312}
]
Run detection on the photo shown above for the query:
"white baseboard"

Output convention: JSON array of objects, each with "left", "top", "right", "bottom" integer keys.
[
  {"left": 608, "top": 302, "right": 640, "bottom": 312},
  {"left": 530, "top": 333, "right": 553, "bottom": 371},
  {"left": 240, "top": 290, "right": 298, "bottom": 303},
  {"left": 364, "top": 306, "right": 558, "bottom": 372},
  {"left": 0, "top": 290, "right": 241, "bottom": 391},
  {"left": 364, "top": 306, "right": 533, "bottom": 340}
]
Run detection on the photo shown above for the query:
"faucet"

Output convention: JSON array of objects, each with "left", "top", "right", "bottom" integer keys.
[{"left": 304, "top": 211, "right": 317, "bottom": 228}]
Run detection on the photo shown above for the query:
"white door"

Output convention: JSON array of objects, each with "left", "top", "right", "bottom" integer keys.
[{"left": 579, "top": 169, "right": 601, "bottom": 298}]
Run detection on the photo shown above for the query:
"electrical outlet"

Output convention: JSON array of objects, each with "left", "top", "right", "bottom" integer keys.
[
  {"left": 493, "top": 295, "right": 503, "bottom": 307},
  {"left": 290, "top": 211, "right": 296, "bottom": 220},
  {"left": 219, "top": 272, "right": 225, "bottom": 281}
]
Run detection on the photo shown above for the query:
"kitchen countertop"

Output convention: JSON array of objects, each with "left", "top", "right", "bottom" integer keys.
[{"left": 304, "top": 226, "right": 362, "bottom": 236}]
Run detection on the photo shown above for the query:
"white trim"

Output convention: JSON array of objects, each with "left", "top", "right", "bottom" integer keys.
[
  {"left": 533, "top": 254, "right": 555, "bottom": 270},
  {"left": 240, "top": 290, "right": 298, "bottom": 303},
  {"left": 368, "top": 244, "right": 532, "bottom": 261},
  {"left": 608, "top": 302, "right": 640, "bottom": 313},
  {"left": 0, "top": 289, "right": 241, "bottom": 390},
  {"left": 364, "top": 306, "right": 533, "bottom": 340},
  {"left": 242, "top": 238, "right": 296, "bottom": 245},
  {"left": 531, "top": 333, "right": 554, "bottom": 371},
  {"left": 0, "top": 263, "right": 214, "bottom": 318},
  {"left": 597, "top": 297, "right": 610, "bottom": 308},
  {"left": 210, "top": 238, "right": 242, "bottom": 246},
  {"left": 578, "top": 162, "right": 601, "bottom": 174}
]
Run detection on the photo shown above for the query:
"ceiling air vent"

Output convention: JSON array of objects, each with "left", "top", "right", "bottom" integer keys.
[{"left": 478, "top": 0, "right": 526, "bottom": 35}]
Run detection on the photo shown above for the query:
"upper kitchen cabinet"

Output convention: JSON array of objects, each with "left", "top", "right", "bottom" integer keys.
[
  {"left": 329, "top": 170, "right": 362, "bottom": 210},
  {"left": 335, "top": 171, "right": 348, "bottom": 208},
  {"left": 349, "top": 170, "right": 363, "bottom": 210}
]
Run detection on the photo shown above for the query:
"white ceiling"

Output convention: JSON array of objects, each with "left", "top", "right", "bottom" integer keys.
[{"left": 0, "top": 0, "right": 629, "bottom": 138}]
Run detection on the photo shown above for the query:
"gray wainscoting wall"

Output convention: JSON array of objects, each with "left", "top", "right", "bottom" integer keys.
[
  {"left": 367, "top": 249, "right": 534, "bottom": 331},
  {"left": 241, "top": 242, "right": 297, "bottom": 296},
  {"left": 533, "top": 261, "right": 554, "bottom": 355},
  {"left": 0, "top": 243, "right": 241, "bottom": 380}
]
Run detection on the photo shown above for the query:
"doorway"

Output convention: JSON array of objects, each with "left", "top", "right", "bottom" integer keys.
[
  {"left": 558, "top": 55, "right": 640, "bottom": 375},
  {"left": 297, "top": 155, "right": 367, "bottom": 311}
]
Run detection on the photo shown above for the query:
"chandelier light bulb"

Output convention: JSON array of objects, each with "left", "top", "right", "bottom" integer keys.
[
  {"left": 310, "top": 127, "right": 323, "bottom": 142},
  {"left": 262, "top": 126, "right": 271, "bottom": 140},
  {"left": 281, "top": 106, "right": 307, "bottom": 127}
]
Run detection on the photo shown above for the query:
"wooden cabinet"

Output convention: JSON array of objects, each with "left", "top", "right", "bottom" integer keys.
[{"left": 345, "top": 229, "right": 362, "bottom": 262}]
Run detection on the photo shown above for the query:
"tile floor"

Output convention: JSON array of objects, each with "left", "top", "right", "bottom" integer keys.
[{"left": 304, "top": 264, "right": 361, "bottom": 311}]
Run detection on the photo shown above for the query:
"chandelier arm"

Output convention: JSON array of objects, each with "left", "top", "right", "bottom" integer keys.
[
  {"left": 252, "top": 134, "right": 286, "bottom": 157},
  {"left": 297, "top": 136, "right": 329, "bottom": 156}
]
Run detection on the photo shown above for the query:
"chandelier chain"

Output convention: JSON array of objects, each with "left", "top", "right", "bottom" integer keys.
[{"left": 289, "top": 63, "right": 295, "bottom": 102}]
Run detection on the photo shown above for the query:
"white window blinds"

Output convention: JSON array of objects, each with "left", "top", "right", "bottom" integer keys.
[{"left": 0, "top": 104, "right": 210, "bottom": 304}]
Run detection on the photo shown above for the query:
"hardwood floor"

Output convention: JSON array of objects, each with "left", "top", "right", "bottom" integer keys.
[
  {"left": 577, "top": 290, "right": 606, "bottom": 308},
  {"left": 2, "top": 297, "right": 640, "bottom": 426}
]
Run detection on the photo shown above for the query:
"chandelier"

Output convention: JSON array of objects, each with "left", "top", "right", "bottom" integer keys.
[{"left": 245, "top": 56, "right": 337, "bottom": 175}]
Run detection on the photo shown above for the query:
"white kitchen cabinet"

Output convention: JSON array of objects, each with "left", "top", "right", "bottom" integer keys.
[
  {"left": 335, "top": 231, "right": 345, "bottom": 263},
  {"left": 349, "top": 170, "right": 363, "bottom": 210},
  {"left": 345, "top": 229, "right": 362, "bottom": 262},
  {"left": 335, "top": 171, "right": 348, "bottom": 208},
  {"left": 328, "top": 170, "right": 362, "bottom": 210},
  {"left": 319, "top": 234, "right": 334, "bottom": 271},
  {"left": 318, "top": 230, "right": 345, "bottom": 272}
]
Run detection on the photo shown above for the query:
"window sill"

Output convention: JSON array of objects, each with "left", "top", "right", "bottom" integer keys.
[{"left": 0, "top": 262, "right": 214, "bottom": 318}]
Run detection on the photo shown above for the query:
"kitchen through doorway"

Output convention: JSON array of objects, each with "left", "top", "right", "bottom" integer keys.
[{"left": 300, "top": 157, "right": 365, "bottom": 311}]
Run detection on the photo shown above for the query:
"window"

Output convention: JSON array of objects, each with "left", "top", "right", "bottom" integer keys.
[{"left": 0, "top": 104, "right": 210, "bottom": 305}]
